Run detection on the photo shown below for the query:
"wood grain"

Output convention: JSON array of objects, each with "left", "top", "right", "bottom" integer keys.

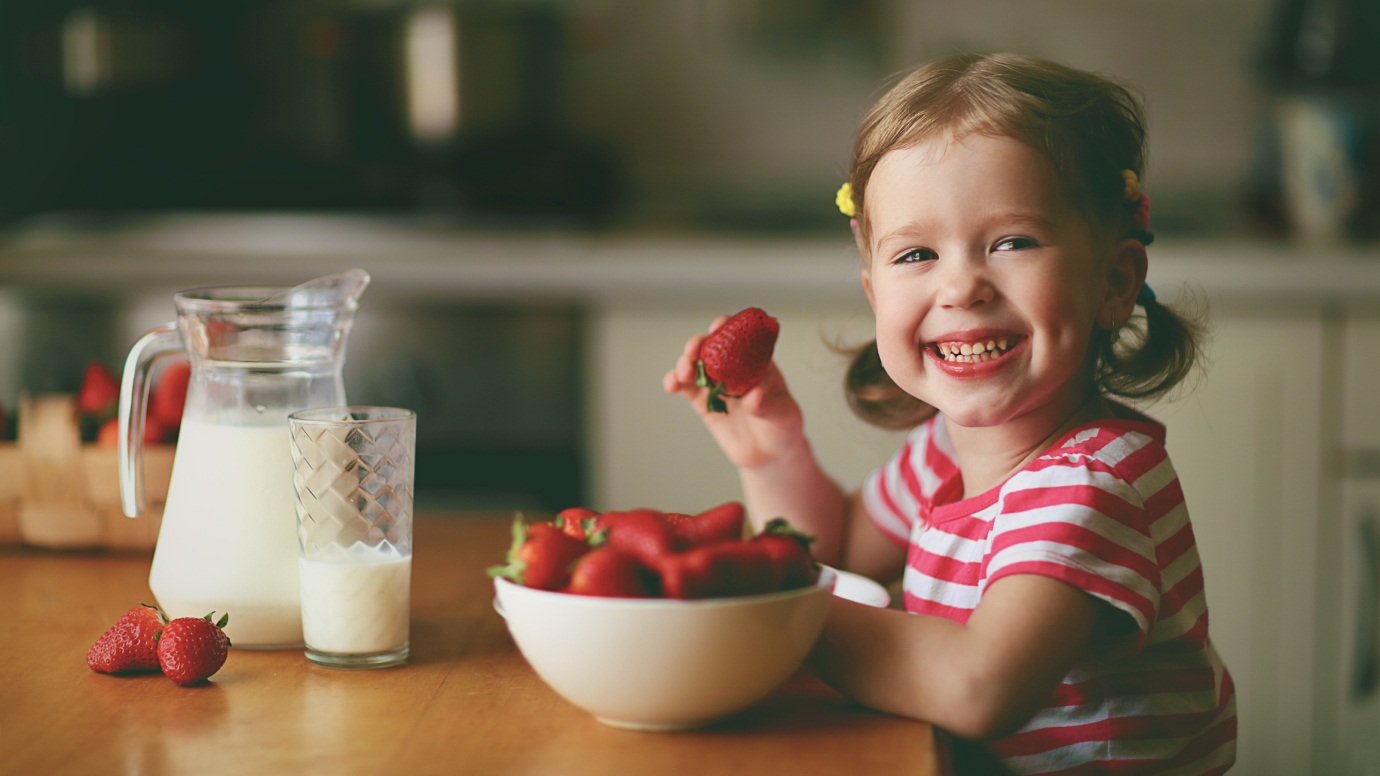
[{"left": 1, "top": 514, "right": 946, "bottom": 775}]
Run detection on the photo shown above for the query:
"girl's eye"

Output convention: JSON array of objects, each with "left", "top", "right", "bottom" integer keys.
[
  {"left": 895, "top": 247, "right": 938, "bottom": 264},
  {"left": 994, "top": 236, "right": 1037, "bottom": 252}
]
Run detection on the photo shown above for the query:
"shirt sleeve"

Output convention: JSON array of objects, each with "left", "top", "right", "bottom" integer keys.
[
  {"left": 983, "top": 451, "right": 1163, "bottom": 651},
  {"left": 861, "top": 421, "right": 935, "bottom": 548}
]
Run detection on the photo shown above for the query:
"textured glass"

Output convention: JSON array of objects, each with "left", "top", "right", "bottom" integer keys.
[{"left": 289, "top": 407, "right": 415, "bottom": 669}]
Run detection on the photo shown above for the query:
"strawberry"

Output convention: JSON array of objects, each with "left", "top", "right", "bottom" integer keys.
[
  {"left": 488, "top": 515, "right": 590, "bottom": 590},
  {"left": 695, "top": 307, "right": 780, "bottom": 414},
  {"left": 659, "top": 540, "right": 776, "bottom": 599},
  {"left": 96, "top": 415, "right": 169, "bottom": 447},
  {"left": 149, "top": 359, "right": 191, "bottom": 431},
  {"left": 87, "top": 603, "right": 168, "bottom": 674},
  {"left": 565, "top": 547, "right": 655, "bottom": 597},
  {"left": 668, "top": 501, "right": 746, "bottom": 549},
  {"left": 156, "top": 612, "right": 231, "bottom": 686},
  {"left": 77, "top": 361, "right": 120, "bottom": 419},
  {"left": 752, "top": 518, "right": 819, "bottom": 590},
  {"left": 555, "top": 506, "right": 600, "bottom": 541},
  {"left": 590, "top": 509, "right": 676, "bottom": 568}
]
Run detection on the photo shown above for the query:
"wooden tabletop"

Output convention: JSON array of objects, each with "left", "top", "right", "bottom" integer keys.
[{"left": 2, "top": 513, "right": 948, "bottom": 775}]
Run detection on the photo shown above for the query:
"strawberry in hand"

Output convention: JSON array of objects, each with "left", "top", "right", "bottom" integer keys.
[
  {"left": 695, "top": 307, "right": 780, "bottom": 414},
  {"left": 156, "top": 612, "right": 231, "bottom": 686},
  {"left": 87, "top": 603, "right": 168, "bottom": 674}
]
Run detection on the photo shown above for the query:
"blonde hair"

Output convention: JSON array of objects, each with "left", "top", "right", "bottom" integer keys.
[{"left": 844, "top": 52, "right": 1205, "bottom": 430}]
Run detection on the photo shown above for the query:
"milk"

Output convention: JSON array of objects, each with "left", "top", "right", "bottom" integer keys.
[
  {"left": 150, "top": 418, "right": 303, "bottom": 648},
  {"left": 299, "top": 554, "right": 411, "bottom": 655}
]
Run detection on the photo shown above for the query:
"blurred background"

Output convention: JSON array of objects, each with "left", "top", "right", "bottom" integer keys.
[{"left": 4, "top": 1, "right": 1380, "bottom": 773}]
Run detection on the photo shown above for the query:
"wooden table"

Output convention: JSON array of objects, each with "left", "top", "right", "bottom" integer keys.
[{"left": 2, "top": 514, "right": 948, "bottom": 775}]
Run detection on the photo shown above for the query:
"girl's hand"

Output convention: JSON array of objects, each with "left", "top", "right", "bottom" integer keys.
[{"left": 662, "top": 315, "right": 806, "bottom": 471}]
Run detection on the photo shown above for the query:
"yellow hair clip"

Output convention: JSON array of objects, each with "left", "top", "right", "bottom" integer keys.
[
  {"left": 835, "top": 182, "right": 856, "bottom": 218},
  {"left": 1121, "top": 170, "right": 1142, "bottom": 203}
]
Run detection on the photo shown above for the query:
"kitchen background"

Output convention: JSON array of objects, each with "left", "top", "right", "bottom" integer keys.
[{"left": 3, "top": 0, "right": 1380, "bottom": 773}]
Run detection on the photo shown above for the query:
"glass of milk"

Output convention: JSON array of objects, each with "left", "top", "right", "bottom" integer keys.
[{"left": 288, "top": 406, "right": 416, "bottom": 669}]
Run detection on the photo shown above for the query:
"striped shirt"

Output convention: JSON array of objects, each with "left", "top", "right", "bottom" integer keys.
[{"left": 862, "top": 412, "right": 1237, "bottom": 775}]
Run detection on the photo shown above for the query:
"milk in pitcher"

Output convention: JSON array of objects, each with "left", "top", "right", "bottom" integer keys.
[{"left": 151, "top": 417, "right": 302, "bottom": 647}]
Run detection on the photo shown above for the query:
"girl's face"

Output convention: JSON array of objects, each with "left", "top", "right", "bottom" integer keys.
[{"left": 860, "top": 132, "right": 1117, "bottom": 431}]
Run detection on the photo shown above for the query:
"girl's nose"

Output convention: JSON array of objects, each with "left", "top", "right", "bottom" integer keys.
[{"left": 933, "top": 253, "right": 996, "bottom": 309}]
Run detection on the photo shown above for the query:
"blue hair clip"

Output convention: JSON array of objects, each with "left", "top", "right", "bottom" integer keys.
[{"left": 1137, "top": 283, "right": 1156, "bottom": 306}]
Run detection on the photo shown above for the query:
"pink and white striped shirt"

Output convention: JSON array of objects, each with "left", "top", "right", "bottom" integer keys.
[{"left": 862, "top": 411, "right": 1237, "bottom": 775}]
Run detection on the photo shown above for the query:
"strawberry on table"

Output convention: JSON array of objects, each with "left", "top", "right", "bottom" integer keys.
[
  {"left": 489, "top": 515, "right": 591, "bottom": 590},
  {"left": 565, "top": 547, "right": 655, "bottom": 598},
  {"left": 87, "top": 603, "right": 168, "bottom": 674},
  {"left": 695, "top": 307, "right": 780, "bottom": 414},
  {"left": 156, "top": 612, "right": 231, "bottom": 686}
]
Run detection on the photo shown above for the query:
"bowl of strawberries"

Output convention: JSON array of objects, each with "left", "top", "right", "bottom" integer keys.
[{"left": 490, "top": 502, "right": 835, "bottom": 731}]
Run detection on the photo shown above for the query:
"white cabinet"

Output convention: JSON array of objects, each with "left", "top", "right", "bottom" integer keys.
[
  {"left": 1150, "top": 305, "right": 1326, "bottom": 776},
  {"left": 1323, "top": 312, "right": 1380, "bottom": 775}
]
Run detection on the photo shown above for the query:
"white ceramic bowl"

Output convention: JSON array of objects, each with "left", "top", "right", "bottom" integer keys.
[{"left": 494, "top": 568, "right": 836, "bottom": 731}]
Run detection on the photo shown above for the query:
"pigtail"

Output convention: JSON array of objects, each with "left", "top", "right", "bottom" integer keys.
[
  {"left": 843, "top": 340, "right": 938, "bottom": 430},
  {"left": 1097, "top": 293, "right": 1209, "bottom": 402}
]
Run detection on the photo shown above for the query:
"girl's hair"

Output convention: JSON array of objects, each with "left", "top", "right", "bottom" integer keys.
[{"left": 843, "top": 52, "right": 1206, "bottom": 430}]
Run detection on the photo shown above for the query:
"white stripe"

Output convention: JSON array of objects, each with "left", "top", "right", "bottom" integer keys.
[
  {"left": 995, "top": 500, "right": 1157, "bottom": 564},
  {"left": 1160, "top": 530, "right": 1202, "bottom": 590},
  {"left": 901, "top": 566, "right": 980, "bottom": 610},
  {"left": 1148, "top": 589, "right": 1209, "bottom": 645}
]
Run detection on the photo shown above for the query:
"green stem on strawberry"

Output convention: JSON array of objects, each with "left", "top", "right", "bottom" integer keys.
[{"left": 695, "top": 361, "right": 731, "bottom": 414}]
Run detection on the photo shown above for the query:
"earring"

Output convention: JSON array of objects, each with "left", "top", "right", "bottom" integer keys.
[{"left": 1109, "top": 313, "right": 1120, "bottom": 346}]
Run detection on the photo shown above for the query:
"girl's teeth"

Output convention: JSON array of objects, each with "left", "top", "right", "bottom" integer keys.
[{"left": 934, "top": 337, "right": 1016, "bottom": 362}]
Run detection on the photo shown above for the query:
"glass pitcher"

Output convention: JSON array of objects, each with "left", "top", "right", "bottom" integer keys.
[{"left": 119, "top": 270, "right": 370, "bottom": 648}]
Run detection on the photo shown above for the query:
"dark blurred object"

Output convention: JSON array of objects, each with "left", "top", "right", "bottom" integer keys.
[
  {"left": 1249, "top": 0, "right": 1380, "bottom": 240},
  {"left": 0, "top": 1, "right": 621, "bottom": 224}
]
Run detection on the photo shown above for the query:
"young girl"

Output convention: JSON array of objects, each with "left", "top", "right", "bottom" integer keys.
[{"left": 664, "top": 53, "right": 1236, "bottom": 774}]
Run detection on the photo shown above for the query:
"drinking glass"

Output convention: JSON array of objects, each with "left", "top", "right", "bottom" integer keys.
[{"left": 288, "top": 406, "right": 416, "bottom": 669}]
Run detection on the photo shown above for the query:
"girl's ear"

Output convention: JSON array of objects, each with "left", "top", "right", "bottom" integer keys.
[
  {"left": 854, "top": 218, "right": 877, "bottom": 310},
  {"left": 1100, "top": 238, "right": 1148, "bottom": 330}
]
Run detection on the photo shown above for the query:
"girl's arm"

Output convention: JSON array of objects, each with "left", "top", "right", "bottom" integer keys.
[
  {"left": 664, "top": 318, "right": 905, "bottom": 577},
  {"left": 808, "top": 573, "right": 1104, "bottom": 740}
]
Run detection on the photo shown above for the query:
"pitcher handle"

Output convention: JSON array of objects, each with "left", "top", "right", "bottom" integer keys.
[{"left": 119, "top": 323, "right": 182, "bottom": 518}]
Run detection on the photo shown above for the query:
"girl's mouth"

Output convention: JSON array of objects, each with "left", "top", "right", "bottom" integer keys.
[{"left": 930, "top": 336, "right": 1021, "bottom": 363}]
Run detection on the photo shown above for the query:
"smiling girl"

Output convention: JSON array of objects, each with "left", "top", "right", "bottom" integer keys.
[{"left": 665, "top": 53, "right": 1236, "bottom": 774}]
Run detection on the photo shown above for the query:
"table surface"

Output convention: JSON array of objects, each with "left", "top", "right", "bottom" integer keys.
[{"left": 2, "top": 514, "right": 948, "bottom": 775}]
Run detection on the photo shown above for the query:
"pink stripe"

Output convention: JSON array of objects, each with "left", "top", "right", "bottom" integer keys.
[
  {"left": 1002, "top": 484, "right": 1147, "bottom": 533},
  {"left": 993, "top": 521, "right": 1160, "bottom": 583},
  {"left": 914, "top": 552, "right": 981, "bottom": 585},
  {"left": 902, "top": 589, "right": 972, "bottom": 624},
  {"left": 992, "top": 704, "right": 1231, "bottom": 758},
  {"left": 1116, "top": 437, "right": 1164, "bottom": 483},
  {"left": 990, "top": 560, "right": 1156, "bottom": 632}
]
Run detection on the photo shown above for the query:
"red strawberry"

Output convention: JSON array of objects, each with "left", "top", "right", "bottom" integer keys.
[
  {"left": 590, "top": 509, "right": 676, "bottom": 568},
  {"left": 565, "top": 547, "right": 655, "bottom": 597},
  {"left": 87, "top": 603, "right": 168, "bottom": 674},
  {"left": 669, "top": 501, "right": 746, "bottom": 549},
  {"left": 156, "top": 612, "right": 231, "bottom": 686},
  {"left": 555, "top": 506, "right": 600, "bottom": 541},
  {"left": 149, "top": 359, "right": 191, "bottom": 430},
  {"left": 752, "top": 518, "right": 819, "bottom": 590},
  {"left": 488, "top": 515, "right": 590, "bottom": 590},
  {"left": 96, "top": 415, "right": 169, "bottom": 447},
  {"left": 695, "top": 307, "right": 780, "bottom": 414},
  {"left": 77, "top": 361, "right": 120, "bottom": 418},
  {"left": 658, "top": 541, "right": 776, "bottom": 599}
]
